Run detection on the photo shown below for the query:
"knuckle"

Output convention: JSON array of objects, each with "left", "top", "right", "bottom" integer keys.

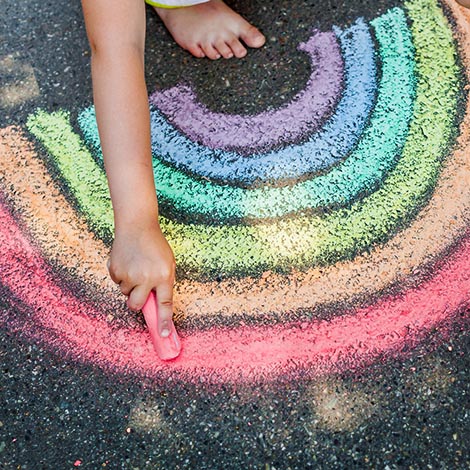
[
  {"left": 158, "top": 269, "right": 174, "bottom": 283},
  {"left": 107, "top": 263, "right": 118, "bottom": 278},
  {"left": 127, "top": 269, "right": 146, "bottom": 286},
  {"left": 109, "top": 272, "right": 119, "bottom": 285},
  {"left": 108, "top": 264, "right": 124, "bottom": 283}
]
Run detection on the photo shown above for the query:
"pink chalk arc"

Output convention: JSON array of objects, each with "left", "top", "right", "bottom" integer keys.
[
  {"left": 151, "top": 30, "right": 344, "bottom": 153},
  {"left": 0, "top": 198, "right": 468, "bottom": 384}
]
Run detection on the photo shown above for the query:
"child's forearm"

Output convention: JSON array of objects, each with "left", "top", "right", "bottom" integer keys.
[
  {"left": 92, "top": 49, "right": 159, "bottom": 233},
  {"left": 83, "top": 0, "right": 158, "bottom": 235}
]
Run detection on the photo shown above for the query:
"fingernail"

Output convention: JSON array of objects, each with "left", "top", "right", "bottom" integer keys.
[{"left": 161, "top": 328, "right": 170, "bottom": 338}]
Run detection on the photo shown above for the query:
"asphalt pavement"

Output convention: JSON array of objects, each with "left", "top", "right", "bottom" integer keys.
[{"left": 0, "top": 0, "right": 469, "bottom": 468}]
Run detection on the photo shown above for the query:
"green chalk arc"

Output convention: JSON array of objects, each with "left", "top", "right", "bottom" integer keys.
[{"left": 27, "top": 0, "right": 461, "bottom": 279}]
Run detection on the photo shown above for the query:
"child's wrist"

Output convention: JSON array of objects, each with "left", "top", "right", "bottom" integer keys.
[{"left": 114, "top": 208, "right": 161, "bottom": 236}]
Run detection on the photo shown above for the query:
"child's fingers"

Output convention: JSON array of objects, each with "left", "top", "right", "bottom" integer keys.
[
  {"left": 127, "top": 284, "right": 151, "bottom": 311},
  {"left": 155, "top": 282, "right": 174, "bottom": 338}
]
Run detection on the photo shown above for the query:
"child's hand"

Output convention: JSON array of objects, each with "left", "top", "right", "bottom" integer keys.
[{"left": 108, "top": 221, "right": 176, "bottom": 338}]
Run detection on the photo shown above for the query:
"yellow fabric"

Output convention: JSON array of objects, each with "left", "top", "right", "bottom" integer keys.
[{"left": 145, "top": 1, "right": 181, "bottom": 7}]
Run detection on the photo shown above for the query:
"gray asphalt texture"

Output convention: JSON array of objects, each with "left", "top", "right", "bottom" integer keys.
[{"left": 0, "top": 0, "right": 469, "bottom": 469}]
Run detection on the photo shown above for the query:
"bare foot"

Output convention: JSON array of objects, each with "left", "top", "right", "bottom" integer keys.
[{"left": 154, "top": 0, "right": 266, "bottom": 59}]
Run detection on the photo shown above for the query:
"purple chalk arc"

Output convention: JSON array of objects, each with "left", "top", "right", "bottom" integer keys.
[{"left": 150, "top": 30, "right": 344, "bottom": 154}]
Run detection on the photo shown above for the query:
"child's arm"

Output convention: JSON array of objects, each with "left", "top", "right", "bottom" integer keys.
[{"left": 82, "top": 0, "right": 176, "bottom": 338}]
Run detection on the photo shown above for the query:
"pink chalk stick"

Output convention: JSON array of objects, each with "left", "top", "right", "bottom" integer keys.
[{"left": 142, "top": 291, "right": 181, "bottom": 360}]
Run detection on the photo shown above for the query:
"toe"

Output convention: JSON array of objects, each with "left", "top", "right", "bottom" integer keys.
[
  {"left": 201, "top": 42, "right": 221, "bottom": 60},
  {"left": 214, "top": 39, "right": 234, "bottom": 59},
  {"left": 240, "top": 25, "right": 266, "bottom": 49},
  {"left": 186, "top": 44, "right": 206, "bottom": 58},
  {"left": 227, "top": 37, "right": 247, "bottom": 58}
]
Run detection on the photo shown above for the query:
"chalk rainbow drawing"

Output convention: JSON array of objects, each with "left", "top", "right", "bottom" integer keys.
[{"left": 0, "top": 0, "right": 469, "bottom": 384}]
